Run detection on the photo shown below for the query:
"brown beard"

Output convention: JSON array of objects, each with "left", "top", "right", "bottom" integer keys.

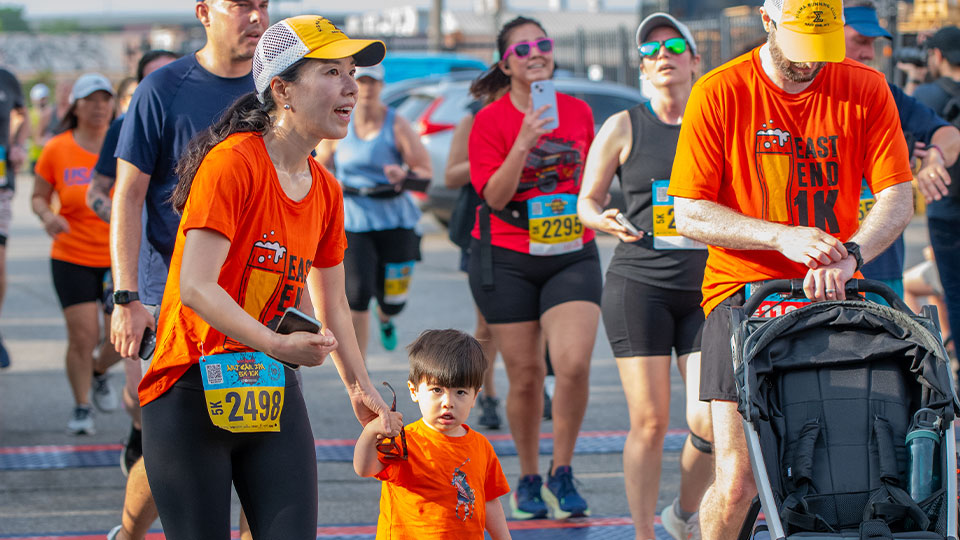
[{"left": 768, "top": 26, "right": 825, "bottom": 83}]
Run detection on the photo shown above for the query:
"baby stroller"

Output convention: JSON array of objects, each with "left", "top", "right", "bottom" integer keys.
[{"left": 732, "top": 279, "right": 958, "bottom": 540}]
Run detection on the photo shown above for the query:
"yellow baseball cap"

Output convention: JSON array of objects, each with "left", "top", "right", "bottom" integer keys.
[
  {"left": 763, "top": 0, "right": 845, "bottom": 63},
  {"left": 253, "top": 15, "right": 386, "bottom": 101}
]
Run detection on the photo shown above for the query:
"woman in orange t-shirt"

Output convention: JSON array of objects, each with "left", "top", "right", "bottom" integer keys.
[
  {"left": 136, "top": 17, "right": 402, "bottom": 539},
  {"left": 32, "top": 73, "right": 118, "bottom": 436}
]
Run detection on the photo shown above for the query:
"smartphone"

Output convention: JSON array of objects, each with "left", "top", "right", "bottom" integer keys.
[
  {"left": 530, "top": 80, "right": 559, "bottom": 131},
  {"left": 401, "top": 175, "right": 431, "bottom": 193},
  {"left": 276, "top": 307, "right": 322, "bottom": 335},
  {"left": 138, "top": 326, "right": 156, "bottom": 361},
  {"left": 615, "top": 212, "right": 643, "bottom": 237}
]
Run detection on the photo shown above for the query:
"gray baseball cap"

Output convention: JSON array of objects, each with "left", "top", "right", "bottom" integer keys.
[{"left": 636, "top": 12, "right": 698, "bottom": 56}]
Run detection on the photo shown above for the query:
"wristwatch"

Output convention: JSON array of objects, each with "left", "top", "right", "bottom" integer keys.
[
  {"left": 113, "top": 290, "right": 140, "bottom": 305},
  {"left": 843, "top": 242, "right": 864, "bottom": 273}
]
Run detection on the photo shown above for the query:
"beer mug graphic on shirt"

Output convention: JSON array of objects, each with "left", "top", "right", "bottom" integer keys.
[
  {"left": 755, "top": 127, "right": 793, "bottom": 223},
  {"left": 225, "top": 235, "right": 287, "bottom": 350}
]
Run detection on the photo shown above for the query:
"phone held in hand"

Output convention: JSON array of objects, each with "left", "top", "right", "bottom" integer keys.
[
  {"left": 138, "top": 326, "right": 156, "bottom": 361},
  {"left": 401, "top": 175, "right": 430, "bottom": 193},
  {"left": 530, "top": 80, "right": 559, "bottom": 130},
  {"left": 272, "top": 307, "right": 323, "bottom": 370},
  {"left": 615, "top": 212, "right": 643, "bottom": 237}
]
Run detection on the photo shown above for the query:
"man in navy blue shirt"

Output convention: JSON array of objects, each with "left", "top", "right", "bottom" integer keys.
[
  {"left": 106, "top": 1, "right": 268, "bottom": 539},
  {"left": 843, "top": 1, "right": 960, "bottom": 298}
]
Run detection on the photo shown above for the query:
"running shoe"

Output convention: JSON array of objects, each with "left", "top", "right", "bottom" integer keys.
[
  {"left": 542, "top": 464, "right": 590, "bottom": 519},
  {"left": 661, "top": 499, "right": 701, "bottom": 540},
  {"left": 510, "top": 474, "right": 548, "bottom": 519},
  {"left": 120, "top": 424, "right": 143, "bottom": 477},
  {"left": 477, "top": 394, "right": 501, "bottom": 429},
  {"left": 379, "top": 320, "right": 397, "bottom": 351},
  {"left": 0, "top": 334, "right": 9, "bottom": 369},
  {"left": 92, "top": 372, "right": 120, "bottom": 412},
  {"left": 67, "top": 405, "right": 95, "bottom": 435},
  {"left": 106, "top": 525, "right": 122, "bottom": 540}
]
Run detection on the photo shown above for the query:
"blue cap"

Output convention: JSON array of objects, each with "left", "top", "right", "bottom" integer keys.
[{"left": 844, "top": 6, "right": 892, "bottom": 39}]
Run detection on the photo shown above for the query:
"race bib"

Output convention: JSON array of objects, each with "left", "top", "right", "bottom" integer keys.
[
  {"left": 745, "top": 282, "right": 811, "bottom": 319},
  {"left": 858, "top": 179, "right": 875, "bottom": 224},
  {"left": 383, "top": 261, "right": 415, "bottom": 304},
  {"left": 527, "top": 194, "right": 583, "bottom": 256},
  {"left": 652, "top": 180, "right": 706, "bottom": 250},
  {"left": 200, "top": 352, "right": 285, "bottom": 433},
  {"left": 0, "top": 146, "right": 6, "bottom": 180}
]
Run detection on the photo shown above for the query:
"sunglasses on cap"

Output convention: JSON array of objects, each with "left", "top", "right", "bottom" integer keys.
[
  {"left": 503, "top": 37, "right": 554, "bottom": 60},
  {"left": 638, "top": 37, "right": 688, "bottom": 58}
]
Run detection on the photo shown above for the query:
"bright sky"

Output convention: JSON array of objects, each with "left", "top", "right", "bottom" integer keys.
[{"left": 21, "top": 0, "right": 635, "bottom": 18}]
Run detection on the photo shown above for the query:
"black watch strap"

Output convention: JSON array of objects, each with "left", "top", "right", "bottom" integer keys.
[
  {"left": 843, "top": 242, "right": 863, "bottom": 273},
  {"left": 113, "top": 290, "right": 140, "bottom": 305}
]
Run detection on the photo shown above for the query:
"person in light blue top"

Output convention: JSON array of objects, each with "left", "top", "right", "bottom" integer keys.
[{"left": 316, "top": 63, "right": 431, "bottom": 356}]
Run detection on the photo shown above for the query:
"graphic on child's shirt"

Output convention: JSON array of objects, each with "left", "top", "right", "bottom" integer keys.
[
  {"left": 520, "top": 137, "right": 583, "bottom": 194},
  {"left": 225, "top": 231, "right": 312, "bottom": 350},
  {"left": 754, "top": 121, "right": 841, "bottom": 231},
  {"left": 451, "top": 458, "right": 476, "bottom": 521}
]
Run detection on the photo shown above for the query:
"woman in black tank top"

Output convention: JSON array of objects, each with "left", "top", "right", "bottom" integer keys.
[{"left": 577, "top": 13, "right": 714, "bottom": 540}]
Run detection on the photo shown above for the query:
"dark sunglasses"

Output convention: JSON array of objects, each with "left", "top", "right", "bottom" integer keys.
[
  {"left": 503, "top": 37, "right": 554, "bottom": 60},
  {"left": 638, "top": 37, "right": 688, "bottom": 58},
  {"left": 375, "top": 382, "right": 408, "bottom": 461}
]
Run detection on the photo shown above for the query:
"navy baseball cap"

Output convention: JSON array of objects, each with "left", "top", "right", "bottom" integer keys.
[
  {"left": 927, "top": 26, "right": 960, "bottom": 65},
  {"left": 844, "top": 6, "right": 892, "bottom": 39}
]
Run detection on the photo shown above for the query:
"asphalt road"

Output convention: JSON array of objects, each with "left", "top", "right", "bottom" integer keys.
[{"left": 0, "top": 174, "right": 932, "bottom": 538}]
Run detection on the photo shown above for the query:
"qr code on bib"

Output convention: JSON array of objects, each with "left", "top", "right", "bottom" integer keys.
[{"left": 205, "top": 363, "right": 223, "bottom": 385}]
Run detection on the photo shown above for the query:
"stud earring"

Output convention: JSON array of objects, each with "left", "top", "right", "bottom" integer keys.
[{"left": 283, "top": 104, "right": 291, "bottom": 110}]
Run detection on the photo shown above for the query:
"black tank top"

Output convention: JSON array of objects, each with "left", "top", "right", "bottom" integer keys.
[{"left": 606, "top": 104, "right": 707, "bottom": 291}]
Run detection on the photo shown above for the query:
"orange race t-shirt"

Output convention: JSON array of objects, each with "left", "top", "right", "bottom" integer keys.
[
  {"left": 668, "top": 49, "right": 912, "bottom": 316},
  {"left": 33, "top": 131, "right": 111, "bottom": 268},
  {"left": 374, "top": 420, "right": 511, "bottom": 539},
  {"left": 139, "top": 132, "right": 346, "bottom": 406}
]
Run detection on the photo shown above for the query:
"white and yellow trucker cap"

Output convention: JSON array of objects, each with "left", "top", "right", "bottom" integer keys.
[
  {"left": 253, "top": 15, "right": 386, "bottom": 102},
  {"left": 763, "top": 0, "right": 845, "bottom": 63}
]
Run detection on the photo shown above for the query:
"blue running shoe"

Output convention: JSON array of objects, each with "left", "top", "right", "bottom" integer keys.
[
  {"left": 0, "top": 334, "right": 9, "bottom": 369},
  {"left": 379, "top": 320, "right": 397, "bottom": 351},
  {"left": 542, "top": 464, "right": 590, "bottom": 519},
  {"left": 510, "top": 474, "right": 548, "bottom": 519}
]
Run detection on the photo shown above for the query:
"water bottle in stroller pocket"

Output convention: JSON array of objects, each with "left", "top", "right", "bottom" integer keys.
[{"left": 905, "top": 407, "right": 942, "bottom": 502}]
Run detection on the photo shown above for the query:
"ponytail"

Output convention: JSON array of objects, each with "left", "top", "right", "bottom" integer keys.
[
  {"left": 470, "top": 16, "right": 548, "bottom": 99},
  {"left": 171, "top": 58, "right": 311, "bottom": 214}
]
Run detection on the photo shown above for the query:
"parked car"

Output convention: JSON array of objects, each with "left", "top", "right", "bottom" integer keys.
[
  {"left": 379, "top": 52, "right": 488, "bottom": 84},
  {"left": 389, "top": 77, "right": 646, "bottom": 224}
]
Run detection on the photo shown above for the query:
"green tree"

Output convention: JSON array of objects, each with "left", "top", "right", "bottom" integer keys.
[{"left": 0, "top": 5, "right": 30, "bottom": 32}]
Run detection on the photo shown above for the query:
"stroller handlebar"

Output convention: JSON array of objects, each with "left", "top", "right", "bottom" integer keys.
[{"left": 741, "top": 279, "right": 914, "bottom": 317}]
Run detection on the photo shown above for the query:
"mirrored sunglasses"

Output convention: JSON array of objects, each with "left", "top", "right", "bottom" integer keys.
[
  {"left": 638, "top": 37, "right": 688, "bottom": 58},
  {"left": 375, "top": 382, "right": 408, "bottom": 461},
  {"left": 503, "top": 37, "right": 554, "bottom": 60}
]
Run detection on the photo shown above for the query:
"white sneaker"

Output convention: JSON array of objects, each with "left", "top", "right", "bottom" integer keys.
[
  {"left": 92, "top": 372, "right": 119, "bottom": 412},
  {"left": 67, "top": 405, "right": 95, "bottom": 435},
  {"left": 660, "top": 500, "right": 700, "bottom": 540},
  {"left": 106, "top": 525, "right": 122, "bottom": 540}
]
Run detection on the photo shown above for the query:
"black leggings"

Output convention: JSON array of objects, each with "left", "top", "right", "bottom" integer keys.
[{"left": 141, "top": 364, "right": 318, "bottom": 540}]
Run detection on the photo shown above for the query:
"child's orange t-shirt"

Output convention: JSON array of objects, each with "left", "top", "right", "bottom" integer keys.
[
  {"left": 668, "top": 50, "right": 913, "bottom": 315},
  {"left": 374, "top": 420, "right": 511, "bottom": 539},
  {"left": 139, "top": 132, "right": 346, "bottom": 406},
  {"left": 33, "top": 130, "right": 111, "bottom": 267}
]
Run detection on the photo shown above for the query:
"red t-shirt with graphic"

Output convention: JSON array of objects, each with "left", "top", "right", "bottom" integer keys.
[
  {"left": 34, "top": 131, "right": 111, "bottom": 267},
  {"left": 668, "top": 50, "right": 912, "bottom": 316},
  {"left": 139, "top": 133, "right": 346, "bottom": 406},
  {"left": 469, "top": 91, "right": 596, "bottom": 253},
  {"left": 374, "top": 420, "right": 510, "bottom": 539}
]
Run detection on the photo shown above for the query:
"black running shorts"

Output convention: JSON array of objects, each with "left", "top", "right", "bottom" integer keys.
[
  {"left": 50, "top": 258, "right": 110, "bottom": 309},
  {"left": 601, "top": 272, "right": 704, "bottom": 358},
  {"left": 343, "top": 228, "right": 421, "bottom": 316},
  {"left": 467, "top": 239, "right": 602, "bottom": 324},
  {"left": 699, "top": 288, "right": 746, "bottom": 402},
  {"left": 141, "top": 364, "right": 318, "bottom": 539}
]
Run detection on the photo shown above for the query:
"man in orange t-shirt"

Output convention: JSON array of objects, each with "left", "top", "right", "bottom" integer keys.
[{"left": 667, "top": 0, "right": 914, "bottom": 538}]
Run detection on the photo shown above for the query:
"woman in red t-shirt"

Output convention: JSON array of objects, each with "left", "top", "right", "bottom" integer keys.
[
  {"left": 137, "top": 16, "right": 402, "bottom": 538},
  {"left": 32, "top": 73, "right": 120, "bottom": 436},
  {"left": 466, "top": 16, "right": 601, "bottom": 520}
]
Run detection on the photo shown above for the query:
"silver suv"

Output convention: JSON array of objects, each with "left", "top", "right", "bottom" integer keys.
[{"left": 387, "top": 76, "right": 645, "bottom": 224}]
